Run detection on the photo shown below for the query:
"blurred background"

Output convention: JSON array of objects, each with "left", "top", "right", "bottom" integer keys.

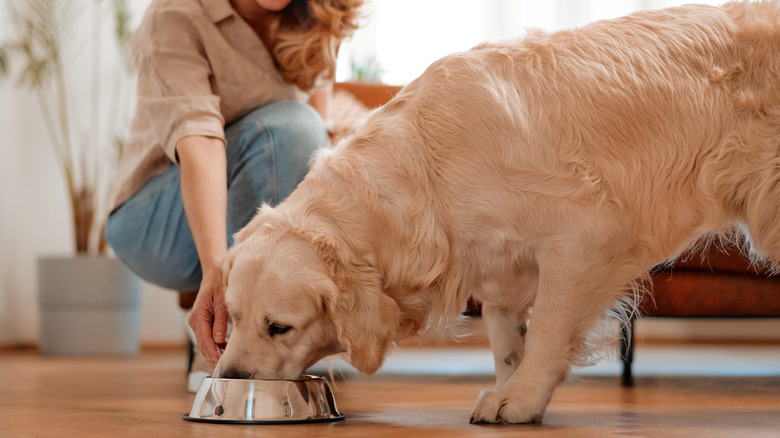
[{"left": 2, "top": 0, "right": 777, "bottom": 351}]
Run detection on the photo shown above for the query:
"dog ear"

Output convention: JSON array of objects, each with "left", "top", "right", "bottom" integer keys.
[
  {"left": 232, "top": 204, "right": 276, "bottom": 245},
  {"left": 222, "top": 246, "right": 236, "bottom": 291},
  {"left": 313, "top": 234, "right": 400, "bottom": 376}
]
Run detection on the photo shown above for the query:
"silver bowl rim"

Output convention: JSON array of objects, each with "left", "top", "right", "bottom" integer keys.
[
  {"left": 182, "top": 413, "right": 346, "bottom": 425},
  {"left": 183, "top": 374, "right": 346, "bottom": 425},
  {"left": 201, "top": 374, "right": 327, "bottom": 383}
]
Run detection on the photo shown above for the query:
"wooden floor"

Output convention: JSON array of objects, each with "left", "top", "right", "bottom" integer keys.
[{"left": 1, "top": 348, "right": 779, "bottom": 437}]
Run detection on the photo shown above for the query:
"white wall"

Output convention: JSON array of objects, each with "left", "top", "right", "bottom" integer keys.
[{"left": 0, "top": 75, "right": 73, "bottom": 346}]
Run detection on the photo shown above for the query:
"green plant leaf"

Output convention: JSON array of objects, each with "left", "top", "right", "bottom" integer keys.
[
  {"left": 18, "top": 56, "right": 50, "bottom": 88},
  {"left": 0, "top": 45, "right": 9, "bottom": 77},
  {"left": 109, "top": 0, "right": 134, "bottom": 71}
]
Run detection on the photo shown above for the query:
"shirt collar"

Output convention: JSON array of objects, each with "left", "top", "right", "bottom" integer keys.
[{"left": 202, "top": 0, "right": 235, "bottom": 23}]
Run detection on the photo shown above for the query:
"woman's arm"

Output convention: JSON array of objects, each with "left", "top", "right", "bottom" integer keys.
[{"left": 178, "top": 135, "right": 229, "bottom": 368}]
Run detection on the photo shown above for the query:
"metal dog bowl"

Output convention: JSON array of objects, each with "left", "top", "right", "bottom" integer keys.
[{"left": 184, "top": 375, "right": 345, "bottom": 424}]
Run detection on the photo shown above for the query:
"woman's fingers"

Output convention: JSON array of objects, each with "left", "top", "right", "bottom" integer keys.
[
  {"left": 188, "top": 300, "right": 220, "bottom": 369},
  {"left": 212, "top": 289, "right": 228, "bottom": 345}
]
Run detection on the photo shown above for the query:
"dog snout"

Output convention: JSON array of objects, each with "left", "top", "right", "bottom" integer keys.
[{"left": 216, "top": 364, "right": 254, "bottom": 380}]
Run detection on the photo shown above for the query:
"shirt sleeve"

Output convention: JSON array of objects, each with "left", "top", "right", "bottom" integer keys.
[{"left": 131, "top": 8, "right": 226, "bottom": 164}]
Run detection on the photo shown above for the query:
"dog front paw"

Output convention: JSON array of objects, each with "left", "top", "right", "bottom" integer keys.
[
  {"left": 469, "top": 389, "right": 543, "bottom": 424},
  {"left": 470, "top": 389, "right": 506, "bottom": 424}
]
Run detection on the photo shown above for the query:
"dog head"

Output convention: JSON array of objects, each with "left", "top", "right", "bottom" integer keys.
[{"left": 214, "top": 207, "right": 400, "bottom": 380}]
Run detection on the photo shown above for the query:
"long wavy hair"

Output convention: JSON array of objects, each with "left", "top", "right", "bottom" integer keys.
[{"left": 270, "top": 0, "right": 364, "bottom": 91}]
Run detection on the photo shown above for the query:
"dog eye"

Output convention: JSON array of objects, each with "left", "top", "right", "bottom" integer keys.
[{"left": 268, "top": 322, "right": 292, "bottom": 337}]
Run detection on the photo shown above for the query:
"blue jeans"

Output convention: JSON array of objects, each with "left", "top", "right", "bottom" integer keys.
[{"left": 105, "top": 101, "right": 328, "bottom": 290}]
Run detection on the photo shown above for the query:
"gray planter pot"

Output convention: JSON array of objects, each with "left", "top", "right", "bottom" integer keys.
[{"left": 38, "top": 255, "right": 142, "bottom": 356}]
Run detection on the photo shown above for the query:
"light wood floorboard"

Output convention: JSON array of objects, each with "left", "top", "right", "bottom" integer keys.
[{"left": 1, "top": 348, "right": 778, "bottom": 437}]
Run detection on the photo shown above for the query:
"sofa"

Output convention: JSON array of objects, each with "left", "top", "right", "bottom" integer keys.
[{"left": 620, "top": 243, "right": 780, "bottom": 386}]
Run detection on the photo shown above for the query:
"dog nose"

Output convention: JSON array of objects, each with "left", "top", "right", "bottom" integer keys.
[{"left": 217, "top": 365, "right": 254, "bottom": 380}]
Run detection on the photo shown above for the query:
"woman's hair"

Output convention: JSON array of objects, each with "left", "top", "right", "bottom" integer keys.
[{"left": 271, "top": 0, "right": 364, "bottom": 91}]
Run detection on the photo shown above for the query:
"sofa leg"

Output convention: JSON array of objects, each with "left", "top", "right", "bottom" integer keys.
[{"left": 620, "top": 317, "right": 635, "bottom": 387}]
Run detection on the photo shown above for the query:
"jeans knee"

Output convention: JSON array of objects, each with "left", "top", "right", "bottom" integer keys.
[
  {"left": 226, "top": 101, "right": 328, "bottom": 205},
  {"left": 230, "top": 101, "right": 327, "bottom": 158},
  {"left": 267, "top": 102, "right": 328, "bottom": 193},
  {"left": 268, "top": 100, "right": 328, "bottom": 149},
  {"left": 105, "top": 213, "right": 128, "bottom": 260}
]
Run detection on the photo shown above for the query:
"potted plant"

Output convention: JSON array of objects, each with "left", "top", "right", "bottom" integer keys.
[{"left": 0, "top": 0, "right": 141, "bottom": 355}]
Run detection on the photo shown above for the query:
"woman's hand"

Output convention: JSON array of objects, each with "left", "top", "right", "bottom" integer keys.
[{"left": 188, "top": 266, "right": 228, "bottom": 368}]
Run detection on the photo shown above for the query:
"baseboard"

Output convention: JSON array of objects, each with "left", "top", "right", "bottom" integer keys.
[
  {"left": 0, "top": 343, "right": 37, "bottom": 352},
  {"left": 140, "top": 342, "right": 188, "bottom": 351},
  {"left": 636, "top": 318, "right": 780, "bottom": 343},
  {"left": 0, "top": 342, "right": 188, "bottom": 353}
]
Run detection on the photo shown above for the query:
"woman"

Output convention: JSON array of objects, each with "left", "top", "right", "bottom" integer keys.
[{"left": 105, "top": 0, "right": 363, "bottom": 389}]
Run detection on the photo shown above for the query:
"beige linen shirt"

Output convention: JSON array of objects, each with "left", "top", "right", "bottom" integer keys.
[{"left": 111, "top": 0, "right": 305, "bottom": 209}]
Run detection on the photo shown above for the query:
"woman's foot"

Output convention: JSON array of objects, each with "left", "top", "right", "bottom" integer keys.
[{"left": 187, "top": 338, "right": 211, "bottom": 393}]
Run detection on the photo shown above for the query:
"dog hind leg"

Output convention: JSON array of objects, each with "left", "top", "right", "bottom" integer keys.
[{"left": 482, "top": 304, "right": 530, "bottom": 389}]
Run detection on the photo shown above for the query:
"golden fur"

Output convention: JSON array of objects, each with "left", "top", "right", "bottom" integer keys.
[{"left": 216, "top": 1, "right": 780, "bottom": 424}]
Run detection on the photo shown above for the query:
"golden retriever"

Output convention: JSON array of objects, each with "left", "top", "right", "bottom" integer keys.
[{"left": 214, "top": 1, "right": 780, "bottom": 424}]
